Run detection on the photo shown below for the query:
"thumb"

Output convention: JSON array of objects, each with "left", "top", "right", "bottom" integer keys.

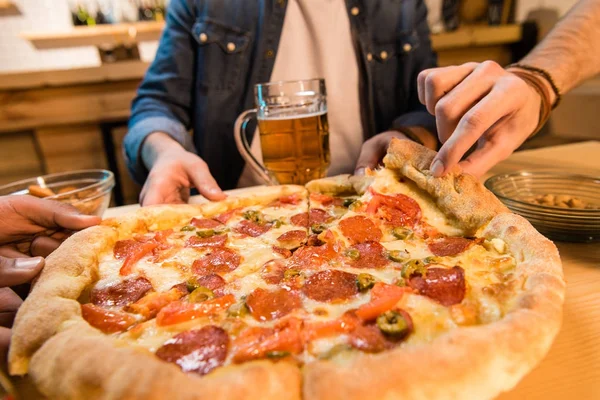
[
  {"left": 0, "top": 256, "right": 44, "bottom": 287},
  {"left": 354, "top": 132, "right": 408, "bottom": 175}
]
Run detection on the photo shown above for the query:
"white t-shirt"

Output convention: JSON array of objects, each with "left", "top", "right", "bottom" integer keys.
[{"left": 237, "top": 0, "right": 363, "bottom": 187}]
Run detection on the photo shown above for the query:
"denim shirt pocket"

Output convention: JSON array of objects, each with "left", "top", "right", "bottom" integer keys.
[{"left": 192, "top": 18, "right": 251, "bottom": 91}]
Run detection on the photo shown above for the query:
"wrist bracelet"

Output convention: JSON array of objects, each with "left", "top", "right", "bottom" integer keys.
[
  {"left": 505, "top": 63, "right": 562, "bottom": 109},
  {"left": 508, "top": 70, "right": 552, "bottom": 138}
]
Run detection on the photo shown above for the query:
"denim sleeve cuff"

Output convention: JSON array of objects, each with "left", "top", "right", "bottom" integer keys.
[
  {"left": 123, "top": 116, "right": 196, "bottom": 184},
  {"left": 391, "top": 111, "right": 437, "bottom": 135}
]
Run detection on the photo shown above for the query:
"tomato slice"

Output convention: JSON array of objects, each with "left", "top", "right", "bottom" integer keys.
[
  {"left": 81, "top": 303, "right": 137, "bottom": 334},
  {"left": 231, "top": 318, "right": 303, "bottom": 363},
  {"left": 126, "top": 287, "right": 186, "bottom": 319},
  {"left": 355, "top": 283, "right": 405, "bottom": 321},
  {"left": 119, "top": 242, "right": 159, "bottom": 276},
  {"left": 156, "top": 294, "right": 235, "bottom": 326}
]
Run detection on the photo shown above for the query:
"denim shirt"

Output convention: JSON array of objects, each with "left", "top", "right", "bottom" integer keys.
[{"left": 125, "top": 0, "right": 437, "bottom": 190}]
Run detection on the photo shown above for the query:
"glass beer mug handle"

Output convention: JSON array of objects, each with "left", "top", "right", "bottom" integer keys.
[{"left": 233, "top": 109, "right": 277, "bottom": 185}]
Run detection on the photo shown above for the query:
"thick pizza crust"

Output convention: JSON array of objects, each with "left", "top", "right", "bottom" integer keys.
[
  {"left": 9, "top": 142, "right": 564, "bottom": 400},
  {"left": 304, "top": 142, "right": 564, "bottom": 400},
  {"left": 9, "top": 186, "right": 307, "bottom": 399},
  {"left": 30, "top": 322, "right": 300, "bottom": 400},
  {"left": 383, "top": 139, "right": 508, "bottom": 235},
  {"left": 304, "top": 213, "right": 564, "bottom": 400}
]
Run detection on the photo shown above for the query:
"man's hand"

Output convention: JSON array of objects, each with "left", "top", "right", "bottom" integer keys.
[
  {"left": 0, "top": 196, "right": 101, "bottom": 258},
  {"left": 140, "top": 132, "right": 226, "bottom": 206},
  {"left": 0, "top": 195, "right": 101, "bottom": 357},
  {"left": 354, "top": 131, "right": 411, "bottom": 175},
  {"left": 417, "top": 61, "right": 542, "bottom": 177}
]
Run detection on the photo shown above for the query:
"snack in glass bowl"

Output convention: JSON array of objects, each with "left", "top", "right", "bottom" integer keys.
[{"left": 0, "top": 170, "right": 115, "bottom": 216}]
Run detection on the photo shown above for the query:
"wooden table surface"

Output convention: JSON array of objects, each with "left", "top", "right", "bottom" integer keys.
[
  {"left": 71, "top": 141, "right": 600, "bottom": 399},
  {"left": 488, "top": 141, "right": 600, "bottom": 400}
]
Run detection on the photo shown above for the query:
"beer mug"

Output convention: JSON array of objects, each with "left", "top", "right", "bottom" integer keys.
[{"left": 234, "top": 78, "right": 330, "bottom": 185}]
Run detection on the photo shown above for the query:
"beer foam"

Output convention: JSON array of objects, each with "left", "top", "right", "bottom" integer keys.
[{"left": 258, "top": 110, "right": 327, "bottom": 121}]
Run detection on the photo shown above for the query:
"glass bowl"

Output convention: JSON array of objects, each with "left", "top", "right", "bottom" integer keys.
[
  {"left": 484, "top": 171, "right": 600, "bottom": 243},
  {"left": 0, "top": 170, "right": 115, "bottom": 217}
]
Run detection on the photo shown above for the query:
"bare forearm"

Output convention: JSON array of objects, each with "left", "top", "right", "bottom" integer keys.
[
  {"left": 140, "top": 132, "right": 184, "bottom": 169},
  {"left": 521, "top": 0, "right": 600, "bottom": 96}
]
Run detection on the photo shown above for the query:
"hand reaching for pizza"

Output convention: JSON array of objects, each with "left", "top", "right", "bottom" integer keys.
[
  {"left": 140, "top": 132, "right": 227, "bottom": 206},
  {"left": 354, "top": 131, "right": 410, "bottom": 175},
  {"left": 0, "top": 195, "right": 101, "bottom": 358},
  {"left": 417, "top": 61, "right": 542, "bottom": 177}
]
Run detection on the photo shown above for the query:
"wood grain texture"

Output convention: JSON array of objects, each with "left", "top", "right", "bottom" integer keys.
[
  {"left": 0, "top": 80, "right": 138, "bottom": 133},
  {"left": 489, "top": 141, "right": 600, "bottom": 400},
  {"left": 21, "top": 21, "right": 164, "bottom": 50}
]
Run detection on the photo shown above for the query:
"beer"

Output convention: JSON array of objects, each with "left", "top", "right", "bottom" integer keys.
[
  {"left": 235, "top": 78, "right": 329, "bottom": 186},
  {"left": 257, "top": 111, "right": 330, "bottom": 185}
]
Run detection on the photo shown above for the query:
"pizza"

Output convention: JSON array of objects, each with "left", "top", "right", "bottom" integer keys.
[{"left": 8, "top": 140, "right": 564, "bottom": 400}]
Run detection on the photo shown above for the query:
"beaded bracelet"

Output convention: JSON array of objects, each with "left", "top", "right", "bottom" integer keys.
[{"left": 505, "top": 63, "right": 562, "bottom": 109}]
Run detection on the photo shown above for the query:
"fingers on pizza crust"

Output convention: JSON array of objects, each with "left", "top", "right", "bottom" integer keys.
[
  {"left": 304, "top": 212, "right": 564, "bottom": 400},
  {"left": 30, "top": 322, "right": 301, "bottom": 400},
  {"left": 383, "top": 139, "right": 508, "bottom": 235},
  {"left": 9, "top": 225, "right": 118, "bottom": 375}
]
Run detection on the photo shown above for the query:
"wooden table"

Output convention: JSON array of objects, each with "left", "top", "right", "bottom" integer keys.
[
  {"left": 89, "top": 141, "right": 600, "bottom": 399},
  {"left": 489, "top": 141, "right": 600, "bottom": 400}
]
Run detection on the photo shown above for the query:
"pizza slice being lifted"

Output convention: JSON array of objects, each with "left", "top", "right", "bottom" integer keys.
[{"left": 8, "top": 139, "right": 564, "bottom": 400}]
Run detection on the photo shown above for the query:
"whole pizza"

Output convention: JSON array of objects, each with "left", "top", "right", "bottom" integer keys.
[{"left": 9, "top": 140, "right": 564, "bottom": 400}]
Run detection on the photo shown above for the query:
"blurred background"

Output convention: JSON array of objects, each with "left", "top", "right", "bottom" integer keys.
[{"left": 0, "top": 0, "right": 595, "bottom": 206}]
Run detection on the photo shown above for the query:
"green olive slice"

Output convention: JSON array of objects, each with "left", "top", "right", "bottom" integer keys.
[
  {"left": 188, "top": 286, "right": 214, "bottom": 303},
  {"left": 376, "top": 310, "right": 410, "bottom": 337}
]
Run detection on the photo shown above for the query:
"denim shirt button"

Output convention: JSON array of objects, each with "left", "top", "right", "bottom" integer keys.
[
  {"left": 380, "top": 51, "right": 388, "bottom": 60},
  {"left": 350, "top": 7, "right": 359, "bottom": 16},
  {"left": 366, "top": 53, "right": 373, "bottom": 62},
  {"left": 199, "top": 32, "right": 208, "bottom": 43},
  {"left": 265, "top": 49, "right": 275, "bottom": 58},
  {"left": 227, "top": 42, "right": 236, "bottom": 52},
  {"left": 403, "top": 43, "right": 412, "bottom": 52}
]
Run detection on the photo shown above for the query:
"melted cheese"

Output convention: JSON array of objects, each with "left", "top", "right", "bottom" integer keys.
[{"left": 91, "top": 178, "right": 522, "bottom": 372}]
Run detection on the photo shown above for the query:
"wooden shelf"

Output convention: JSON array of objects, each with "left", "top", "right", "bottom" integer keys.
[
  {"left": 21, "top": 21, "right": 164, "bottom": 50},
  {"left": 431, "top": 24, "right": 522, "bottom": 50},
  {"left": 0, "top": 1, "right": 20, "bottom": 16},
  {"left": 22, "top": 22, "right": 522, "bottom": 51}
]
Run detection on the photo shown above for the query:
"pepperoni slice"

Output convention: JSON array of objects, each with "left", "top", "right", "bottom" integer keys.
[
  {"left": 310, "top": 192, "right": 344, "bottom": 207},
  {"left": 273, "top": 246, "right": 293, "bottom": 258},
  {"left": 81, "top": 303, "right": 137, "bottom": 334},
  {"left": 186, "top": 234, "right": 227, "bottom": 248},
  {"left": 277, "top": 230, "right": 307, "bottom": 249},
  {"left": 190, "top": 218, "right": 223, "bottom": 229},
  {"left": 113, "top": 239, "right": 141, "bottom": 260},
  {"left": 245, "top": 288, "right": 301, "bottom": 322},
  {"left": 260, "top": 259, "right": 287, "bottom": 284},
  {"left": 192, "top": 248, "right": 241, "bottom": 274},
  {"left": 366, "top": 192, "right": 422, "bottom": 227},
  {"left": 194, "top": 273, "right": 226, "bottom": 291},
  {"left": 339, "top": 216, "right": 382, "bottom": 244},
  {"left": 155, "top": 326, "right": 229, "bottom": 376},
  {"left": 91, "top": 277, "right": 153, "bottom": 307},
  {"left": 214, "top": 208, "right": 240, "bottom": 224},
  {"left": 290, "top": 209, "right": 331, "bottom": 227},
  {"left": 348, "top": 241, "right": 389, "bottom": 269},
  {"left": 290, "top": 212, "right": 309, "bottom": 227},
  {"left": 302, "top": 270, "right": 358, "bottom": 302},
  {"left": 271, "top": 193, "right": 302, "bottom": 206},
  {"left": 233, "top": 219, "right": 270, "bottom": 237},
  {"left": 348, "top": 323, "right": 399, "bottom": 353},
  {"left": 288, "top": 242, "right": 339, "bottom": 269},
  {"left": 309, "top": 208, "right": 331, "bottom": 224},
  {"left": 428, "top": 237, "right": 477, "bottom": 257},
  {"left": 409, "top": 266, "right": 466, "bottom": 306}
]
